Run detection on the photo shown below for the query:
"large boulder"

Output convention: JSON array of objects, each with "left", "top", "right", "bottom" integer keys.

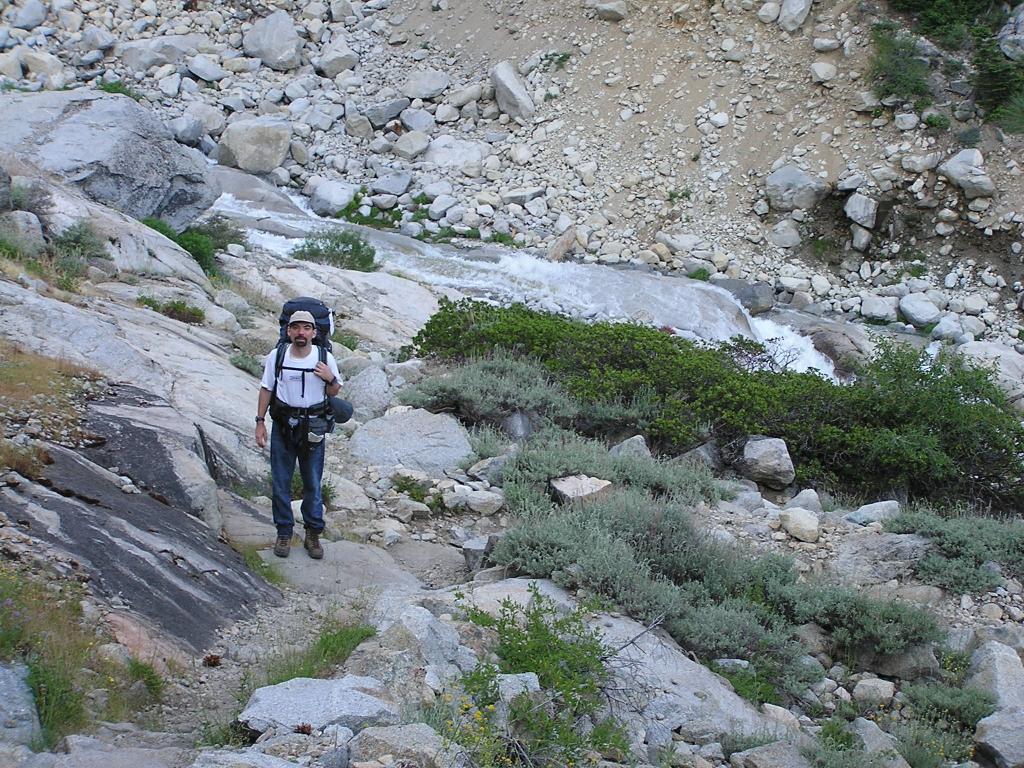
[
  {"left": 348, "top": 409, "right": 473, "bottom": 476},
  {"left": 343, "top": 365, "right": 392, "bottom": 421},
  {"left": 733, "top": 741, "right": 812, "bottom": 768},
  {"left": 968, "top": 642, "right": 1024, "bottom": 710},
  {"left": 0, "top": 91, "right": 215, "bottom": 230},
  {"left": 243, "top": 11, "right": 303, "bottom": 71},
  {"left": 999, "top": 3, "right": 1024, "bottom": 61},
  {"left": 938, "top": 149, "right": 996, "bottom": 199},
  {"left": 832, "top": 533, "right": 930, "bottom": 586},
  {"left": 736, "top": 437, "right": 795, "bottom": 489},
  {"left": 348, "top": 724, "right": 445, "bottom": 767},
  {"left": 117, "top": 34, "right": 208, "bottom": 72},
  {"left": 422, "top": 136, "right": 492, "bottom": 175},
  {"left": 217, "top": 118, "right": 293, "bottom": 174},
  {"left": 490, "top": 61, "right": 535, "bottom": 122},
  {"left": 401, "top": 69, "right": 450, "bottom": 100},
  {"left": 314, "top": 38, "right": 359, "bottom": 78},
  {"left": 975, "top": 707, "right": 1024, "bottom": 768},
  {"left": 899, "top": 293, "right": 941, "bottom": 327},
  {"left": 13, "top": 0, "right": 48, "bottom": 30},
  {"left": 238, "top": 675, "right": 400, "bottom": 733},
  {"left": 765, "top": 165, "right": 830, "bottom": 211},
  {"left": 957, "top": 342, "right": 1024, "bottom": 412},
  {"left": 309, "top": 180, "right": 359, "bottom": 215},
  {"left": 777, "top": 0, "right": 813, "bottom": 31},
  {"left": 0, "top": 664, "right": 40, "bottom": 747}
]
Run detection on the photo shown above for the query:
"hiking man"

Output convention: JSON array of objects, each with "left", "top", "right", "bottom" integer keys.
[{"left": 255, "top": 310, "right": 342, "bottom": 560}]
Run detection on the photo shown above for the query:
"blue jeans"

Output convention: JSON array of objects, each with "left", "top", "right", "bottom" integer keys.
[{"left": 270, "top": 420, "right": 325, "bottom": 537}]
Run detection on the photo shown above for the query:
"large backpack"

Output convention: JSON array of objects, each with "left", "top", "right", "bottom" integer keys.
[
  {"left": 271, "top": 297, "right": 333, "bottom": 406},
  {"left": 269, "top": 298, "right": 353, "bottom": 427}
]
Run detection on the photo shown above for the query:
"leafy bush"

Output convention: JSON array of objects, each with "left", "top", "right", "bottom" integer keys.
[
  {"left": 467, "top": 424, "right": 509, "bottom": 460},
  {"left": 924, "top": 113, "right": 951, "bottom": 130},
  {"left": 291, "top": 229, "right": 377, "bottom": 271},
  {"left": 189, "top": 216, "right": 248, "bottom": 251},
  {"left": 230, "top": 352, "right": 262, "bottom": 377},
  {"left": 903, "top": 683, "right": 995, "bottom": 731},
  {"left": 401, "top": 354, "right": 580, "bottom": 428},
  {"left": 412, "top": 300, "right": 1024, "bottom": 510},
  {"left": 98, "top": 80, "right": 142, "bottom": 100},
  {"left": 449, "top": 584, "right": 629, "bottom": 766},
  {"left": 52, "top": 223, "right": 109, "bottom": 262},
  {"left": 890, "top": 0, "right": 994, "bottom": 48},
  {"left": 971, "top": 31, "right": 1024, "bottom": 112},
  {"left": 870, "top": 22, "right": 931, "bottom": 101},
  {"left": 142, "top": 218, "right": 222, "bottom": 276},
  {"left": 489, "top": 434, "right": 935, "bottom": 699},
  {"left": 894, "top": 721, "right": 975, "bottom": 767},
  {"left": 137, "top": 296, "right": 205, "bottom": 325},
  {"left": 9, "top": 182, "right": 51, "bottom": 217},
  {"left": 886, "top": 509, "right": 1024, "bottom": 591},
  {"left": 994, "top": 91, "right": 1024, "bottom": 134}
]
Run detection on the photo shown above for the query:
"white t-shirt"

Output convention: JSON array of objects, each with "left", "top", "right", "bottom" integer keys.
[{"left": 261, "top": 345, "right": 342, "bottom": 408}]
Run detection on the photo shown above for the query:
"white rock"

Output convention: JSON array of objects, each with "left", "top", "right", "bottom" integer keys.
[
  {"left": 779, "top": 507, "right": 820, "bottom": 542},
  {"left": 243, "top": 11, "right": 302, "bottom": 71},
  {"left": 810, "top": 62, "right": 837, "bottom": 83},
  {"left": 778, "top": 0, "right": 813, "bottom": 32},
  {"left": 490, "top": 61, "right": 535, "bottom": 122}
]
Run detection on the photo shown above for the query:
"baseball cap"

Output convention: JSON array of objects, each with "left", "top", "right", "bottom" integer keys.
[{"left": 288, "top": 310, "right": 316, "bottom": 326}]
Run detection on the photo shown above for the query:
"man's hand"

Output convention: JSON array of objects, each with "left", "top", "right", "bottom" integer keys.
[
  {"left": 256, "top": 421, "right": 267, "bottom": 448},
  {"left": 314, "top": 361, "right": 333, "bottom": 381}
]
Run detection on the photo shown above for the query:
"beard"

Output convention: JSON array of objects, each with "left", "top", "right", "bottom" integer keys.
[{"left": 293, "top": 338, "right": 309, "bottom": 347}]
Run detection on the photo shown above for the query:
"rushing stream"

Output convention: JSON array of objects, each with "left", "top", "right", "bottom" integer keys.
[{"left": 212, "top": 187, "right": 837, "bottom": 378}]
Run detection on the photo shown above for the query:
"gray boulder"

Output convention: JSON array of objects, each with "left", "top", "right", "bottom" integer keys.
[
  {"left": 490, "top": 61, "right": 535, "bottom": 122},
  {"left": 315, "top": 39, "right": 359, "bottom": 78},
  {"left": 243, "top": 11, "right": 302, "bottom": 71},
  {"left": 13, "top": 0, "right": 47, "bottom": 30},
  {"left": 715, "top": 279, "right": 774, "bottom": 315},
  {"left": 187, "top": 54, "right": 228, "bottom": 82},
  {"left": 0, "top": 664, "right": 40, "bottom": 746},
  {"left": 0, "top": 91, "right": 215, "bottom": 230},
  {"left": 737, "top": 437, "right": 795, "bottom": 489},
  {"left": 363, "top": 98, "right": 411, "bottom": 128},
  {"left": 777, "top": 0, "right": 813, "bottom": 32},
  {"left": 999, "top": 3, "right": 1024, "bottom": 60},
  {"left": 393, "top": 130, "right": 430, "bottom": 160},
  {"left": 968, "top": 642, "right": 1024, "bottom": 710},
  {"left": 595, "top": 0, "right": 629, "bottom": 20},
  {"left": 780, "top": 507, "right": 820, "bottom": 542},
  {"left": 371, "top": 172, "right": 412, "bottom": 196},
  {"left": 349, "top": 409, "right": 473, "bottom": 476},
  {"left": 938, "top": 149, "right": 996, "bottom": 199},
  {"left": 844, "top": 500, "right": 901, "bottom": 526},
  {"left": 975, "top": 707, "right": 1024, "bottom": 768},
  {"left": 732, "top": 741, "right": 812, "bottom": 767},
  {"left": 422, "top": 136, "right": 491, "bottom": 174},
  {"left": 0, "top": 210, "right": 45, "bottom": 253},
  {"left": 349, "top": 724, "right": 445, "bottom": 767},
  {"left": 191, "top": 750, "right": 304, "bottom": 767},
  {"left": 899, "top": 293, "right": 941, "bottom": 327},
  {"left": 401, "top": 69, "right": 450, "bottom": 100},
  {"left": 609, "top": 434, "right": 652, "bottom": 459},
  {"left": 310, "top": 181, "right": 359, "bottom": 215},
  {"left": 958, "top": 342, "right": 1024, "bottom": 412},
  {"left": 861, "top": 295, "right": 899, "bottom": 322},
  {"left": 845, "top": 193, "right": 878, "bottom": 229},
  {"left": 343, "top": 365, "right": 391, "bottom": 420},
  {"left": 785, "top": 489, "right": 822, "bottom": 514},
  {"left": 848, "top": 718, "right": 911, "bottom": 768},
  {"left": 833, "top": 533, "right": 930, "bottom": 586},
  {"left": 765, "top": 165, "right": 830, "bottom": 211},
  {"left": 217, "top": 118, "right": 292, "bottom": 174},
  {"left": 118, "top": 34, "right": 208, "bottom": 72},
  {"left": 239, "top": 675, "right": 400, "bottom": 733}
]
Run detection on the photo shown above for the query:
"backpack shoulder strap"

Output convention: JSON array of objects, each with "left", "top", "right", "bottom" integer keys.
[{"left": 271, "top": 342, "right": 288, "bottom": 402}]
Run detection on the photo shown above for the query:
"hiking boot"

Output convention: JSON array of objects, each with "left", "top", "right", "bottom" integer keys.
[
  {"left": 273, "top": 534, "right": 291, "bottom": 558},
  {"left": 304, "top": 530, "right": 324, "bottom": 560}
]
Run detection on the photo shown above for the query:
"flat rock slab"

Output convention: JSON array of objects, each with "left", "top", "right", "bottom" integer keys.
[
  {"left": 191, "top": 750, "right": 300, "bottom": 768},
  {"left": 0, "top": 663, "right": 40, "bottom": 746},
  {"left": 238, "top": 675, "right": 400, "bottom": 733},
  {"left": 348, "top": 408, "right": 472, "bottom": 476},
  {"left": 261, "top": 540, "right": 422, "bottom": 595}
]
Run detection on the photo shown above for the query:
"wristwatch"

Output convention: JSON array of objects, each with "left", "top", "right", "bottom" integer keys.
[
  {"left": 255, "top": 416, "right": 265, "bottom": 423},
  {"left": 329, "top": 377, "right": 339, "bottom": 386}
]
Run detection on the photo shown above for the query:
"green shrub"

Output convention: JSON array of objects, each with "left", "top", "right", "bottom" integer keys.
[
  {"left": 804, "top": 741, "right": 888, "bottom": 768},
  {"left": 239, "top": 545, "right": 285, "bottom": 586},
  {"left": 711, "top": 663, "right": 781, "bottom": 705},
  {"left": 924, "top": 113, "right": 951, "bottom": 130},
  {"left": 291, "top": 229, "right": 377, "bottom": 271},
  {"left": 331, "top": 330, "right": 360, "bottom": 350},
  {"left": 98, "top": 80, "right": 142, "bottom": 100},
  {"left": 994, "top": 91, "right": 1024, "bottom": 133},
  {"left": 412, "top": 300, "right": 1024, "bottom": 510},
  {"left": 467, "top": 424, "right": 508, "bottom": 460},
  {"left": 894, "top": 721, "right": 975, "bottom": 767},
  {"left": 453, "top": 584, "right": 629, "bottom": 765},
  {"left": 137, "top": 296, "right": 205, "bottom": 325},
  {"left": 230, "top": 352, "right": 262, "bottom": 377},
  {"left": 10, "top": 182, "right": 51, "bottom": 216},
  {"left": 188, "top": 216, "right": 248, "bottom": 250},
  {"left": 263, "top": 622, "right": 375, "bottom": 685},
  {"left": 688, "top": 267, "right": 711, "bottom": 281},
  {"left": 52, "top": 223, "right": 109, "bottom": 261},
  {"left": 886, "top": 509, "right": 1024, "bottom": 591},
  {"left": 870, "top": 22, "right": 931, "bottom": 101},
  {"left": 903, "top": 683, "right": 996, "bottom": 731},
  {"left": 971, "top": 30, "right": 1024, "bottom": 113},
  {"left": 400, "top": 354, "right": 580, "bottom": 428},
  {"left": 142, "top": 217, "right": 221, "bottom": 276}
]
